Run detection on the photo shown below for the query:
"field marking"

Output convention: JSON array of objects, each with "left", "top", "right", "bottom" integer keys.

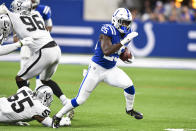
[
  {"left": 165, "top": 129, "right": 196, "bottom": 131},
  {"left": 0, "top": 53, "right": 196, "bottom": 70}
]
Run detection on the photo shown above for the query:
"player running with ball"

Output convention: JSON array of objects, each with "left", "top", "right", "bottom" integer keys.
[{"left": 52, "top": 8, "right": 143, "bottom": 128}]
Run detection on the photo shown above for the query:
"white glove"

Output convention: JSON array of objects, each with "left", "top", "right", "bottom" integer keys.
[
  {"left": 60, "top": 117, "right": 71, "bottom": 126},
  {"left": 120, "top": 32, "right": 138, "bottom": 46},
  {"left": 15, "top": 121, "right": 30, "bottom": 126},
  {"left": 20, "top": 37, "right": 34, "bottom": 46},
  {"left": 0, "top": 4, "right": 9, "bottom": 14}
]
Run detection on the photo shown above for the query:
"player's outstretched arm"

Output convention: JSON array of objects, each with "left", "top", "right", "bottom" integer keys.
[
  {"left": 0, "top": 37, "right": 32, "bottom": 56},
  {"left": 0, "top": 41, "right": 22, "bottom": 55},
  {"left": 33, "top": 115, "right": 71, "bottom": 127}
]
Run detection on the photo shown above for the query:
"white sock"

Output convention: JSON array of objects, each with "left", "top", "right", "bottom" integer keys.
[
  {"left": 36, "top": 79, "right": 43, "bottom": 88},
  {"left": 56, "top": 100, "right": 74, "bottom": 118},
  {"left": 124, "top": 91, "right": 135, "bottom": 111},
  {"left": 60, "top": 95, "right": 67, "bottom": 105}
]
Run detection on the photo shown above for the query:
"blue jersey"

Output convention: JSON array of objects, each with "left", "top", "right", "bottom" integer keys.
[
  {"left": 36, "top": 5, "right": 51, "bottom": 21},
  {"left": 92, "top": 24, "right": 130, "bottom": 69}
]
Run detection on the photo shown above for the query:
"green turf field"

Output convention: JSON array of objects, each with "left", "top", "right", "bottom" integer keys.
[{"left": 0, "top": 61, "right": 196, "bottom": 131}]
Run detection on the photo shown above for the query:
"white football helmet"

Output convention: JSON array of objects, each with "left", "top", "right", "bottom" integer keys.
[
  {"left": 10, "top": 0, "right": 32, "bottom": 15},
  {"left": 31, "top": 0, "right": 40, "bottom": 8},
  {"left": 112, "top": 8, "right": 132, "bottom": 34},
  {"left": 34, "top": 85, "right": 53, "bottom": 107},
  {"left": 0, "top": 14, "right": 12, "bottom": 43}
]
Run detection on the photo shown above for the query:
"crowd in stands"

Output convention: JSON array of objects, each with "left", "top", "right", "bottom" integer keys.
[{"left": 119, "top": 0, "right": 196, "bottom": 23}]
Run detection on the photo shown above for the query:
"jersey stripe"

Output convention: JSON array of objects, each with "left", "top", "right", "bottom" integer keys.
[
  {"left": 111, "top": 26, "right": 116, "bottom": 35},
  {"left": 43, "top": 6, "right": 49, "bottom": 14},
  {"left": 107, "top": 24, "right": 114, "bottom": 35},
  {"left": 125, "top": 8, "right": 130, "bottom": 19}
]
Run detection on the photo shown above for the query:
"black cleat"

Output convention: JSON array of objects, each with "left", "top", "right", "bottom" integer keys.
[
  {"left": 126, "top": 109, "right": 143, "bottom": 119},
  {"left": 52, "top": 115, "right": 61, "bottom": 128}
]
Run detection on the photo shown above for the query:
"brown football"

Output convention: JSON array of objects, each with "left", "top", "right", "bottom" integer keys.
[{"left": 120, "top": 48, "right": 132, "bottom": 61}]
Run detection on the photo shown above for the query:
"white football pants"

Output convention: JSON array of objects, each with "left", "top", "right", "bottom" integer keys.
[
  {"left": 76, "top": 61, "right": 134, "bottom": 106},
  {"left": 56, "top": 61, "right": 135, "bottom": 118},
  {"left": 17, "top": 46, "right": 61, "bottom": 81}
]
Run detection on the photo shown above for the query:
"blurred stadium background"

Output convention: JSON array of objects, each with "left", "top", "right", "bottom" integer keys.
[{"left": 0, "top": 0, "right": 196, "bottom": 131}]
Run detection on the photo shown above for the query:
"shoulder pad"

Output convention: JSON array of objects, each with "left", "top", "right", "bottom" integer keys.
[{"left": 101, "top": 24, "right": 117, "bottom": 37}]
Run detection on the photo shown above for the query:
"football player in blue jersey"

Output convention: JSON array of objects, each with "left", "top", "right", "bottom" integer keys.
[{"left": 52, "top": 8, "right": 143, "bottom": 128}]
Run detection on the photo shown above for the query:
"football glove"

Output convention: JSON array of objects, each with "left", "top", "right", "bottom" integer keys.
[{"left": 120, "top": 32, "right": 138, "bottom": 46}]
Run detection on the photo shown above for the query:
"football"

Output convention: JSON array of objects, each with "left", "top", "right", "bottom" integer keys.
[{"left": 120, "top": 48, "right": 132, "bottom": 61}]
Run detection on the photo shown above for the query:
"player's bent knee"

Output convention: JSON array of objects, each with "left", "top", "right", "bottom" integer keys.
[
  {"left": 75, "top": 97, "right": 87, "bottom": 105},
  {"left": 124, "top": 85, "right": 135, "bottom": 95}
]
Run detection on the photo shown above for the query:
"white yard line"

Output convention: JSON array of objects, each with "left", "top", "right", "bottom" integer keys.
[
  {"left": 165, "top": 129, "right": 196, "bottom": 131},
  {"left": 0, "top": 52, "right": 196, "bottom": 70}
]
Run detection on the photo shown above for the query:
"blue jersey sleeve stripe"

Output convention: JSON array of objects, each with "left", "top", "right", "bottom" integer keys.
[
  {"left": 43, "top": 6, "right": 50, "bottom": 14},
  {"left": 111, "top": 26, "right": 116, "bottom": 35},
  {"left": 106, "top": 24, "right": 114, "bottom": 35}
]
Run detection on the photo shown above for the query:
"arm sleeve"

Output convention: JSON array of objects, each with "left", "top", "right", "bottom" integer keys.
[{"left": 0, "top": 41, "right": 21, "bottom": 56}]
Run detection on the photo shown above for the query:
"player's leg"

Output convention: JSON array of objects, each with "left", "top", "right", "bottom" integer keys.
[
  {"left": 104, "top": 67, "right": 143, "bottom": 119},
  {"left": 40, "top": 62, "right": 67, "bottom": 105},
  {"left": 16, "top": 50, "right": 45, "bottom": 88},
  {"left": 20, "top": 46, "right": 31, "bottom": 86},
  {"left": 40, "top": 46, "right": 75, "bottom": 119},
  {"left": 38, "top": 46, "right": 67, "bottom": 105},
  {"left": 53, "top": 63, "right": 101, "bottom": 127}
]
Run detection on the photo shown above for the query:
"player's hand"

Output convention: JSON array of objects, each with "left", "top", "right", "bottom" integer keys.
[
  {"left": 120, "top": 32, "right": 138, "bottom": 46},
  {"left": 124, "top": 52, "right": 135, "bottom": 64},
  {"left": 20, "top": 37, "right": 33, "bottom": 46},
  {"left": 0, "top": 4, "right": 9, "bottom": 14},
  {"left": 60, "top": 117, "right": 71, "bottom": 126},
  {"left": 15, "top": 121, "right": 30, "bottom": 126}
]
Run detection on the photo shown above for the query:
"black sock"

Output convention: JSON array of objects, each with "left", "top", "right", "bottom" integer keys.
[
  {"left": 16, "top": 80, "right": 28, "bottom": 88},
  {"left": 41, "top": 80, "right": 63, "bottom": 98}
]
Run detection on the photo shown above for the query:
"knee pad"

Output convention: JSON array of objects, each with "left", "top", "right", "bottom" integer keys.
[{"left": 124, "top": 85, "right": 135, "bottom": 95}]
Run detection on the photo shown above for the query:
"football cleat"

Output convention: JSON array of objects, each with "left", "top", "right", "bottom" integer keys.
[
  {"left": 126, "top": 109, "right": 143, "bottom": 119},
  {"left": 66, "top": 109, "right": 74, "bottom": 120},
  {"left": 52, "top": 115, "right": 61, "bottom": 128}
]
